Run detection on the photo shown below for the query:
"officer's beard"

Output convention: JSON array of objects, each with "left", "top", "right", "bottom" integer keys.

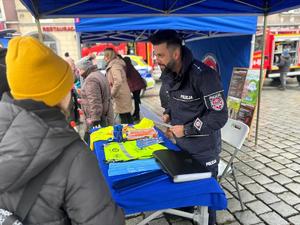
[{"left": 160, "top": 58, "right": 176, "bottom": 74}]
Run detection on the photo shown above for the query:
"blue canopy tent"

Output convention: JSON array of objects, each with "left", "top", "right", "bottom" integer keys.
[
  {"left": 76, "top": 16, "right": 257, "bottom": 43},
  {"left": 20, "top": 0, "right": 300, "bottom": 145},
  {"left": 75, "top": 16, "right": 257, "bottom": 98}
]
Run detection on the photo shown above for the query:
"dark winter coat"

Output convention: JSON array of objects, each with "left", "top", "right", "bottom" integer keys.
[
  {"left": 162, "top": 47, "right": 228, "bottom": 172},
  {"left": 123, "top": 57, "right": 146, "bottom": 92},
  {"left": 81, "top": 67, "right": 114, "bottom": 129},
  {"left": 159, "top": 69, "right": 173, "bottom": 114},
  {"left": 0, "top": 94, "right": 125, "bottom": 225},
  {"left": 278, "top": 55, "right": 291, "bottom": 73}
]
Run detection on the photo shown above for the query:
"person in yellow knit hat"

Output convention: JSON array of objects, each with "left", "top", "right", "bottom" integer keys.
[{"left": 0, "top": 36, "right": 124, "bottom": 225}]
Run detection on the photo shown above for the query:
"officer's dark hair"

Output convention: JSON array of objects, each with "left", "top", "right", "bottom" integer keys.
[{"left": 149, "top": 30, "right": 182, "bottom": 50}]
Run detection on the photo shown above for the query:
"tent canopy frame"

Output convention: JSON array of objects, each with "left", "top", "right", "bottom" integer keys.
[{"left": 21, "top": 0, "right": 300, "bottom": 145}]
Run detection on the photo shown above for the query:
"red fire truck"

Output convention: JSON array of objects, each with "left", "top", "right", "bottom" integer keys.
[
  {"left": 82, "top": 43, "right": 127, "bottom": 57},
  {"left": 252, "top": 29, "right": 300, "bottom": 82}
]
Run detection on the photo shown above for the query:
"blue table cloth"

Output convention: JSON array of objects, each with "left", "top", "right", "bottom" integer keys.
[{"left": 93, "top": 129, "right": 227, "bottom": 214}]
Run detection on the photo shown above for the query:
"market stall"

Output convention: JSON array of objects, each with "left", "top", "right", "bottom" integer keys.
[{"left": 20, "top": 0, "right": 300, "bottom": 144}]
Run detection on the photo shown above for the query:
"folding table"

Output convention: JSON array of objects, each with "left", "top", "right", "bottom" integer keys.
[{"left": 93, "top": 129, "right": 227, "bottom": 225}]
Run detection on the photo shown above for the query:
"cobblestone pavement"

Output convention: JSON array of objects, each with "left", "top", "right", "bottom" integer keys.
[{"left": 126, "top": 78, "right": 300, "bottom": 225}]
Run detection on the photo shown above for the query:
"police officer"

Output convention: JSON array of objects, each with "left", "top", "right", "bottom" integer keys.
[{"left": 150, "top": 30, "right": 228, "bottom": 225}]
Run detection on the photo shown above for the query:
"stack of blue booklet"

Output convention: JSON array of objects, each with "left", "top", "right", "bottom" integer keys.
[
  {"left": 112, "top": 170, "right": 167, "bottom": 193},
  {"left": 108, "top": 158, "right": 167, "bottom": 193},
  {"left": 108, "top": 158, "right": 161, "bottom": 177}
]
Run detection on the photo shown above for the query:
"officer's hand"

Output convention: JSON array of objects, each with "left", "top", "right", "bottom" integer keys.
[
  {"left": 164, "top": 128, "right": 174, "bottom": 139},
  {"left": 170, "top": 125, "right": 184, "bottom": 138},
  {"left": 162, "top": 114, "right": 170, "bottom": 123}
]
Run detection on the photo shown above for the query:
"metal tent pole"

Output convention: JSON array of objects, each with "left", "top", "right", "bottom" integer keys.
[
  {"left": 255, "top": 13, "right": 268, "bottom": 146},
  {"left": 76, "top": 32, "right": 85, "bottom": 90},
  {"left": 35, "top": 18, "right": 43, "bottom": 42},
  {"left": 249, "top": 34, "right": 255, "bottom": 68},
  {"left": 76, "top": 32, "right": 82, "bottom": 60}
]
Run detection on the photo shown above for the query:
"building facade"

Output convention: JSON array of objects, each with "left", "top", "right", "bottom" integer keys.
[
  {"left": 0, "top": 0, "right": 18, "bottom": 31},
  {"left": 14, "top": 0, "right": 79, "bottom": 59},
  {"left": 258, "top": 9, "right": 300, "bottom": 29}
]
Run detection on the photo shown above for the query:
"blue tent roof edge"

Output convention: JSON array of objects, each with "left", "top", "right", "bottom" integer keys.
[
  {"left": 75, "top": 16, "right": 257, "bottom": 43},
  {"left": 20, "top": 0, "right": 300, "bottom": 19}
]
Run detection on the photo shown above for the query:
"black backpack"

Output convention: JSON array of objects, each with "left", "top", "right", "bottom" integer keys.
[{"left": 0, "top": 149, "right": 79, "bottom": 225}]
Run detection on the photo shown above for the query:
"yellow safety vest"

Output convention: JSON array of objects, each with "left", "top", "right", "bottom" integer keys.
[
  {"left": 104, "top": 140, "right": 167, "bottom": 162},
  {"left": 89, "top": 117, "right": 156, "bottom": 150}
]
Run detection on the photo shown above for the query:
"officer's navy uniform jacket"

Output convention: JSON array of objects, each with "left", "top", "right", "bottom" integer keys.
[{"left": 161, "top": 46, "right": 228, "bottom": 172}]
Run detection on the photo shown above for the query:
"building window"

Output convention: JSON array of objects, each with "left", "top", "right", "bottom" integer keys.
[
  {"left": 0, "top": 0, "right": 5, "bottom": 21},
  {"left": 31, "top": 33, "right": 58, "bottom": 53}
]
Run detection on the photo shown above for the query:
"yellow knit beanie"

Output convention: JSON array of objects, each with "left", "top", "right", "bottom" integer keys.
[{"left": 6, "top": 36, "right": 74, "bottom": 106}]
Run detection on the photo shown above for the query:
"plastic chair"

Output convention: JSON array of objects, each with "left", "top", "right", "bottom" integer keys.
[{"left": 218, "top": 118, "right": 249, "bottom": 211}]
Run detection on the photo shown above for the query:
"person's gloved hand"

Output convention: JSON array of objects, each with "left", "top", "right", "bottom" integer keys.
[{"left": 92, "top": 120, "right": 102, "bottom": 129}]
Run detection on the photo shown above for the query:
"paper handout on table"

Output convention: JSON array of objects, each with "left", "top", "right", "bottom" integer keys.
[
  {"left": 108, "top": 158, "right": 161, "bottom": 176},
  {"left": 153, "top": 150, "right": 212, "bottom": 183},
  {"left": 140, "top": 105, "right": 172, "bottom": 128}
]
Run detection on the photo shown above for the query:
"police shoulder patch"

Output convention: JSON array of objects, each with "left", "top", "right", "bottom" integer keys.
[
  {"left": 193, "top": 118, "right": 203, "bottom": 131},
  {"left": 205, "top": 92, "right": 224, "bottom": 111}
]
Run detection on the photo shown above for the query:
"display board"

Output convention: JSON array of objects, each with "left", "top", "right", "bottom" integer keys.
[{"left": 227, "top": 68, "right": 264, "bottom": 129}]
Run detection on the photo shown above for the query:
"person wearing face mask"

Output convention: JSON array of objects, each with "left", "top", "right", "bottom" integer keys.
[
  {"left": 277, "top": 49, "right": 291, "bottom": 90},
  {"left": 0, "top": 37, "right": 125, "bottom": 225},
  {"left": 150, "top": 30, "right": 228, "bottom": 225},
  {"left": 76, "top": 56, "right": 114, "bottom": 142}
]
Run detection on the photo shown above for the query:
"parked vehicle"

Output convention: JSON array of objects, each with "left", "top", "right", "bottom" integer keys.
[
  {"left": 95, "top": 54, "right": 106, "bottom": 71},
  {"left": 151, "top": 63, "right": 162, "bottom": 81},
  {"left": 252, "top": 29, "right": 300, "bottom": 82}
]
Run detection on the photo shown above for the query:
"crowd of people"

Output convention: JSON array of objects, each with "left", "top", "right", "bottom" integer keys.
[{"left": 69, "top": 49, "right": 146, "bottom": 134}]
